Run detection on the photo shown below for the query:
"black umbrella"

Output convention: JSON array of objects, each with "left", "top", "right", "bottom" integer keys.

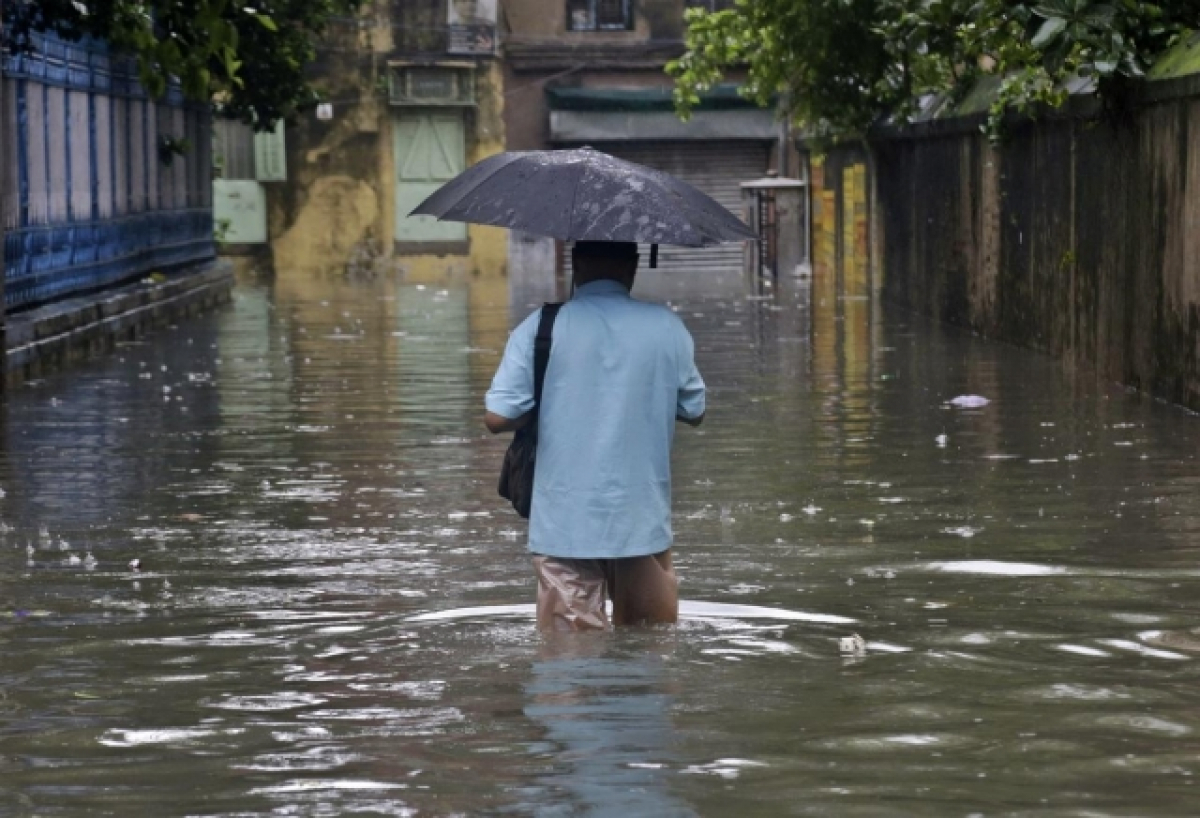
[{"left": 410, "top": 147, "right": 755, "bottom": 261}]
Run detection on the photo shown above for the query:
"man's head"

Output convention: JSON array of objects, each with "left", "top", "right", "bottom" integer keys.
[{"left": 572, "top": 241, "right": 638, "bottom": 290}]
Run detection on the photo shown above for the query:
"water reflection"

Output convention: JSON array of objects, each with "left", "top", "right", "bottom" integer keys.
[{"left": 520, "top": 634, "right": 692, "bottom": 816}]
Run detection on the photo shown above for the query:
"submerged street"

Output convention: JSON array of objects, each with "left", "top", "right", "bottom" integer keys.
[{"left": 1, "top": 266, "right": 1198, "bottom": 816}]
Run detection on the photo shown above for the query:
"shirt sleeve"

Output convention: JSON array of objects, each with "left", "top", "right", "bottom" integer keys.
[
  {"left": 675, "top": 321, "right": 706, "bottom": 420},
  {"left": 485, "top": 309, "right": 541, "bottom": 419}
]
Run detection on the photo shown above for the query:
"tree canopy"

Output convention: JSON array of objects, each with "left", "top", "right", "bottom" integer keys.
[
  {"left": 668, "top": 0, "right": 1200, "bottom": 140},
  {"left": 2, "top": 0, "right": 363, "bottom": 127}
]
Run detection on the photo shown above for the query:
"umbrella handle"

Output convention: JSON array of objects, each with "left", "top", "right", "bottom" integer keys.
[{"left": 650, "top": 244, "right": 658, "bottom": 269}]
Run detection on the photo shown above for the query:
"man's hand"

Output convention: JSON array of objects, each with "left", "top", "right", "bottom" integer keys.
[
  {"left": 676, "top": 412, "right": 705, "bottom": 428},
  {"left": 485, "top": 411, "right": 532, "bottom": 434}
]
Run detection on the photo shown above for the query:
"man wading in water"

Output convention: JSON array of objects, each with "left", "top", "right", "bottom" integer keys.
[{"left": 484, "top": 241, "right": 706, "bottom": 631}]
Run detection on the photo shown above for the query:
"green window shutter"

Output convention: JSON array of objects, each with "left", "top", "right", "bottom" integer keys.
[{"left": 253, "top": 122, "right": 287, "bottom": 182}]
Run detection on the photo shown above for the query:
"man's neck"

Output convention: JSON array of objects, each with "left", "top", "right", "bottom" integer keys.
[{"left": 576, "top": 276, "right": 631, "bottom": 291}]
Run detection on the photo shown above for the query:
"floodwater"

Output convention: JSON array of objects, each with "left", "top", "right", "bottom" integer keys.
[{"left": 1, "top": 262, "right": 1198, "bottom": 817}]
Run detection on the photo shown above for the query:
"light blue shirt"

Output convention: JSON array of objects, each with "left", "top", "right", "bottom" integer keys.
[{"left": 486, "top": 279, "right": 706, "bottom": 559}]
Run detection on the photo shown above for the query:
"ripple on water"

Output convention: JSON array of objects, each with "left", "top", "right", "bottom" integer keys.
[
  {"left": 814, "top": 732, "right": 974, "bottom": 753},
  {"left": 249, "top": 779, "right": 408, "bottom": 794},
  {"left": 1085, "top": 714, "right": 1194, "bottom": 737},
  {"left": 679, "top": 758, "right": 768, "bottom": 779},
  {"left": 925, "top": 560, "right": 1069, "bottom": 576},
  {"left": 207, "top": 692, "right": 328, "bottom": 711},
  {"left": 405, "top": 600, "right": 856, "bottom": 625},
  {"left": 5, "top": 278, "right": 1200, "bottom": 816},
  {"left": 98, "top": 727, "right": 244, "bottom": 748},
  {"left": 1016, "top": 683, "right": 1141, "bottom": 702},
  {"left": 234, "top": 746, "right": 365, "bottom": 772}
]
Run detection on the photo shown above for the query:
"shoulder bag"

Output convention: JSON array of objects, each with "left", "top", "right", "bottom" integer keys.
[{"left": 498, "top": 303, "right": 562, "bottom": 518}]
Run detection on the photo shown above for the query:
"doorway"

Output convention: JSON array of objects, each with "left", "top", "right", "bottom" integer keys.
[{"left": 394, "top": 111, "right": 468, "bottom": 251}]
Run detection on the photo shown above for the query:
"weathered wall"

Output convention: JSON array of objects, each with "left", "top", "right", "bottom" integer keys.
[
  {"left": 809, "top": 146, "right": 872, "bottom": 299},
  {"left": 822, "top": 79, "right": 1200, "bottom": 411},
  {"left": 269, "top": 6, "right": 388, "bottom": 276},
  {"left": 270, "top": 0, "right": 507, "bottom": 280},
  {"left": 503, "top": 0, "right": 688, "bottom": 151}
]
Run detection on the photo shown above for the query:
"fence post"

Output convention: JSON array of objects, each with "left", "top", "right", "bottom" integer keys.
[{"left": 0, "top": 19, "right": 8, "bottom": 398}]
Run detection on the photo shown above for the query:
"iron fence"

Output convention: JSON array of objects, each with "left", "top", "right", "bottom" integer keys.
[{"left": 2, "top": 31, "right": 214, "bottom": 311}]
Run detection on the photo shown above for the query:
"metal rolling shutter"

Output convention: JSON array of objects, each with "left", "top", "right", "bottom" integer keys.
[{"left": 565, "top": 141, "right": 770, "bottom": 277}]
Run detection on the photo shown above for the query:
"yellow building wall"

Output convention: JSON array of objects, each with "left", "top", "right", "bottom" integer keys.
[{"left": 269, "top": 11, "right": 507, "bottom": 284}]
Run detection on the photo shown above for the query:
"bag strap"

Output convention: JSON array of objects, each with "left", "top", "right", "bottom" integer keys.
[{"left": 532, "top": 303, "right": 562, "bottom": 415}]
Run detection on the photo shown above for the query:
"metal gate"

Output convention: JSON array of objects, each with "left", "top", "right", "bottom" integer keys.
[{"left": 1, "top": 32, "right": 214, "bottom": 310}]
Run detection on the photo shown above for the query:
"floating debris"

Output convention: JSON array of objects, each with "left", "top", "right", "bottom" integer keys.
[
  {"left": 838, "top": 634, "right": 867, "bottom": 655},
  {"left": 948, "top": 395, "right": 990, "bottom": 408}
]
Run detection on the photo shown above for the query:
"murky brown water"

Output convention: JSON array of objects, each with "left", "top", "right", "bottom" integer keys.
[{"left": 1, "top": 264, "right": 1199, "bottom": 817}]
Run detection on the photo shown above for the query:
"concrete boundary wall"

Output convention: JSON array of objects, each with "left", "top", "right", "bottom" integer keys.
[
  {"left": 831, "top": 78, "right": 1200, "bottom": 411},
  {"left": 6, "top": 260, "right": 233, "bottom": 384}
]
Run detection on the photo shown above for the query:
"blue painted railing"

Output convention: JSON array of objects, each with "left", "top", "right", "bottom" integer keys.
[{"left": 2, "top": 31, "right": 214, "bottom": 311}]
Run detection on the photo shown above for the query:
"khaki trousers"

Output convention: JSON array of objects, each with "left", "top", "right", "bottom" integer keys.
[{"left": 533, "top": 550, "right": 678, "bottom": 631}]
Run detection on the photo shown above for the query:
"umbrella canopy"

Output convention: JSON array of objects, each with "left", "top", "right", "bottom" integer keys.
[{"left": 409, "top": 147, "right": 756, "bottom": 248}]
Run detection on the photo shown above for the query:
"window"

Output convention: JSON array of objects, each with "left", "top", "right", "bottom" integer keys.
[
  {"left": 567, "top": 0, "right": 632, "bottom": 31},
  {"left": 388, "top": 65, "right": 476, "bottom": 107}
]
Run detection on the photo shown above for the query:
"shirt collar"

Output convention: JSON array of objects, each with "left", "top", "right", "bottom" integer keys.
[{"left": 574, "top": 279, "right": 631, "bottom": 298}]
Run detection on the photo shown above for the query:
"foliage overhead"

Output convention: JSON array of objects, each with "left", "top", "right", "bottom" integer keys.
[
  {"left": 668, "top": 0, "right": 1200, "bottom": 141},
  {"left": 2, "top": 0, "right": 364, "bottom": 127}
]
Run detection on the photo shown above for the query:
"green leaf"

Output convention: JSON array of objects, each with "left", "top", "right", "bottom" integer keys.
[
  {"left": 1033, "top": 2, "right": 1069, "bottom": 20},
  {"left": 1032, "top": 17, "right": 1067, "bottom": 49},
  {"left": 254, "top": 14, "right": 278, "bottom": 32}
]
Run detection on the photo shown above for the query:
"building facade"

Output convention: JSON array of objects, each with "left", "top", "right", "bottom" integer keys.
[
  {"left": 502, "top": 0, "right": 782, "bottom": 274},
  {"left": 258, "top": 0, "right": 507, "bottom": 281},
  {"left": 224, "top": 0, "right": 780, "bottom": 281}
]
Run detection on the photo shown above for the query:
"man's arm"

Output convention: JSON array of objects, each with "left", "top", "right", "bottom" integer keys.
[
  {"left": 485, "top": 411, "right": 533, "bottom": 434},
  {"left": 484, "top": 311, "right": 540, "bottom": 433},
  {"left": 675, "top": 322, "right": 706, "bottom": 428}
]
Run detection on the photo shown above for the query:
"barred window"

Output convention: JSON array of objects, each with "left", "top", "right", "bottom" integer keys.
[
  {"left": 595, "top": 0, "right": 626, "bottom": 25},
  {"left": 567, "top": 0, "right": 632, "bottom": 31}
]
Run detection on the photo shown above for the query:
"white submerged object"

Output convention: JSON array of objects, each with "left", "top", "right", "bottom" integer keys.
[
  {"left": 935, "top": 433, "right": 949, "bottom": 447},
  {"left": 838, "top": 633, "right": 867, "bottom": 655},
  {"left": 948, "top": 395, "right": 990, "bottom": 408}
]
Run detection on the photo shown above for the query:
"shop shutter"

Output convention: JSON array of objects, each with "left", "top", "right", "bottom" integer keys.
[{"left": 563, "top": 141, "right": 770, "bottom": 278}]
